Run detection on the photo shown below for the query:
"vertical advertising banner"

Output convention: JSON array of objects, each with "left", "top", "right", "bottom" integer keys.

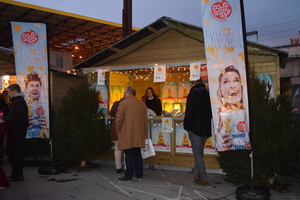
[
  {"left": 201, "top": 0, "right": 251, "bottom": 151},
  {"left": 11, "top": 22, "right": 50, "bottom": 139}
]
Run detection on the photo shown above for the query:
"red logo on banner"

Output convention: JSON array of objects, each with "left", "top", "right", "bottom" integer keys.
[
  {"left": 36, "top": 107, "right": 44, "bottom": 116},
  {"left": 236, "top": 121, "right": 247, "bottom": 132},
  {"left": 211, "top": 0, "right": 232, "bottom": 21},
  {"left": 21, "top": 30, "right": 39, "bottom": 46}
]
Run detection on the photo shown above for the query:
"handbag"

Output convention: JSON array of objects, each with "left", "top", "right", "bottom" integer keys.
[{"left": 141, "top": 138, "right": 156, "bottom": 159}]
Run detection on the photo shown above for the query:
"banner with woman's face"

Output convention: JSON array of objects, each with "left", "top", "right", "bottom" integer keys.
[{"left": 201, "top": 0, "right": 251, "bottom": 152}]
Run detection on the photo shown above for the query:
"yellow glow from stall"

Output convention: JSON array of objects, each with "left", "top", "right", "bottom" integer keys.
[{"left": 174, "top": 103, "right": 181, "bottom": 112}]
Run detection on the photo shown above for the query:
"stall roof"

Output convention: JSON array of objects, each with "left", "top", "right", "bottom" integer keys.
[
  {"left": 0, "top": 46, "right": 15, "bottom": 75},
  {"left": 74, "top": 16, "right": 289, "bottom": 70},
  {"left": 0, "top": 0, "right": 138, "bottom": 67}
]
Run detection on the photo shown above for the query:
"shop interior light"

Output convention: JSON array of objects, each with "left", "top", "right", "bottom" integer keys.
[
  {"left": 174, "top": 103, "right": 181, "bottom": 112},
  {"left": 3, "top": 75, "right": 10, "bottom": 82}
]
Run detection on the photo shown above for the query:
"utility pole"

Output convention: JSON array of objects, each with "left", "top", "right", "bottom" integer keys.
[{"left": 122, "top": 0, "right": 132, "bottom": 38}]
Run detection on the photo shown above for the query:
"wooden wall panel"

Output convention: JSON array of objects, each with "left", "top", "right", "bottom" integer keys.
[
  {"left": 97, "top": 149, "right": 220, "bottom": 170},
  {"left": 248, "top": 54, "right": 280, "bottom": 95},
  {"left": 101, "top": 29, "right": 206, "bottom": 68},
  {"left": 50, "top": 71, "right": 82, "bottom": 108},
  {"left": 132, "top": 78, "right": 162, "bottom": 100}
]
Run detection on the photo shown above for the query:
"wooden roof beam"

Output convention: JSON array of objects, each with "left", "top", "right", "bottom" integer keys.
[
  {"left": 110, "top": 47, "right": 122, "bottom": 53},
  {"left": 177, "top": 22, "right": 186, "bottom": 30},
  {"left": 147, "top": 26, "right": 158, "bottom": 33}
]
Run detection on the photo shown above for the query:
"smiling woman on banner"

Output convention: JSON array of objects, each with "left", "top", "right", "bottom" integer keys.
[{"left": 216, "top": 65, "right": 251, "bottom": 151}]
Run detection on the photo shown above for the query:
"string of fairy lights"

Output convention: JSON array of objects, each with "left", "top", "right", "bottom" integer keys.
[{"left": 87, "top": 65, "right": 208, "bottom": 81}]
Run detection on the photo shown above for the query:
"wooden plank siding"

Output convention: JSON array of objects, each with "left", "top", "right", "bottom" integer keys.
[
  {"left": 99, "top": 28, "right": 206, "bottom": 68},
  {"left": 98, "top": 149, "right": 220, "bottom": 170},
  {"left": 50, "top": 71, "right": 82, "bottom": 108},
  {"left": 248, "top": 53, "right": 280, "bottom": 95}
]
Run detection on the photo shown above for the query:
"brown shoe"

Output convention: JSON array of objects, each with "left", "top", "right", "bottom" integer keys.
[
  {"left": 193, "top": 174, "right": 199, "bottom": 180},
  {"left": 194, "top": 179, "right": 209, "bottom": 186}
]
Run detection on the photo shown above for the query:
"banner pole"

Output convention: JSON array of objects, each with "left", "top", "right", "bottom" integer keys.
[
  {"left": 236, "top": 1, "right": 270, "bottom": 198},
  {"left": 49, "top": 139, "right": 53, "bottom": 167},
  {"left": 250, "top": 150, "right": 254, "bottom": 189}
]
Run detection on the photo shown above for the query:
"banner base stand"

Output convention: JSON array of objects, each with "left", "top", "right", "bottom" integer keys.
[
  {"left": 236, "top": 186, "right": 270, "bottom": 200},
  {"left": 38, "top": 139, "right": 63, "bottom": 175},
  {"left": 38, "top": 164, "right": 64, "bottom": 175}
]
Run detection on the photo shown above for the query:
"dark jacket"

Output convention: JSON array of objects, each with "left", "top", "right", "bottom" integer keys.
[
  {"left": 145, "top": 97, "right": 162, "bottom": 116},
  {"left": 4, "top": 92, "right": 29, "bottom": 132},
  {"left": 0, "top": 98, "right": 8, "bottom": 117},
  {"left": 110, "top": 100, "right": 122, "bottom": 141},
  {"left": 183, "top": 84, "right": 212, "bottom": 137}
]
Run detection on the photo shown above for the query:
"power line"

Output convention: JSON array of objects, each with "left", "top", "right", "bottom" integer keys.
[
  {"left": 247, "top": 2, "right": 300, "bottom": 19},
  {"left": 248, "top": 19, "right": 300, "bottom": 32},
  {"left": 247, "top": 13, "right": 300, "bottom": 28}
]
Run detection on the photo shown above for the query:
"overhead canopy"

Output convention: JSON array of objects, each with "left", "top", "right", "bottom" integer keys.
[
  {"left": 0, "top": 46, "right": 14, "bottom": 74},
  {"left": 0, "top": 0, "right": 138, "bottom": 67},
  {"left": 73, "top": 16, "right": 289, "bottom": 71}
]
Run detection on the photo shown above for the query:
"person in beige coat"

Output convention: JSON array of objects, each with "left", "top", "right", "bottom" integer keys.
[{"left": 116, "top": 86, "right": 148, "bottom": 182}]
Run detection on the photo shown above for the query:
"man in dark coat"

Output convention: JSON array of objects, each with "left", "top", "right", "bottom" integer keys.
[
  {"left": 183, "top": 79, "right": 212, "bottom": 186},
  {"left": 1, "top": 84, "right": 29, "bottom": 181}
]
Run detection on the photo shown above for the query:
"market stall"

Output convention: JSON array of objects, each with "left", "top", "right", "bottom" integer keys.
[{"left": 74, "top": 16, "right": 288, "bottom": 171}]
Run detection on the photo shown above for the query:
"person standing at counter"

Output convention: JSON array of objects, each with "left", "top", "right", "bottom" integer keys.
[
  {"left": 110, "top": 98, "right": 125, "bottom": 174},
  {"left": 183, "top": 79, "right": 212, "bottom": 186},
  {"left": 142, "top": 87, "right": 162, "bottom": 116},
  {"left": 116, "top": 86, "right": 148, "bottom": 182}
]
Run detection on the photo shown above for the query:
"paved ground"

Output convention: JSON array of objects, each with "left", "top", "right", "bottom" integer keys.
[{"left": 1, "top": 161, "right": 300, "bottom": 200}]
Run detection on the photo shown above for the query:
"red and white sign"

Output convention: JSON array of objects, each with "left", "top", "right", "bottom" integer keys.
[{"left": 21, "top": 30, "right": 39, "bottom": 46}]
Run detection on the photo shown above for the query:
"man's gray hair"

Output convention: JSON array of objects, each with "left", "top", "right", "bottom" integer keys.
[
  {"left": 126, "top": 86, "right": 136, "bottom": 96},
  {"left": 191, "top": 79, "right": 203, "bottom": 85}
]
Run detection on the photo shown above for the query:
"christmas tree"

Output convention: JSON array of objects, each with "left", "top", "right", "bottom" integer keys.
[
  {"left": 52, "top": 78, "right": 112, "bottom": 166},
  {"left": 217, "top": 70, "right": 300, "bottom": 186}
]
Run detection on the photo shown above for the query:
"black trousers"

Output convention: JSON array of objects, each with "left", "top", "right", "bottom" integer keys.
[
  {"left": 124, "top": 147, "right": 143, "bottom": 179},
  {"left": 6, "top": 129, "right": 26, "bottom": 177}
]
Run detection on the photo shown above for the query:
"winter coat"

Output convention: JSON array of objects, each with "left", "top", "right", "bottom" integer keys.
[
  {"left": 109, "top": 100, "right": 122, "bottom": 141},
  {"left": 145, "top": 97, "right": 162, "bottom": 116},
  {"left": 116, "top": 96, "right": 148, "bottom": 150},
  {"left": 4, "top": 92, "right": 29, "bottom": 132},
  {"left": 0, "top": 98, "right": 8, "bottom": 117},
  {"left": 183, "top": 84, "right": 212, "bottom": 137}
]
